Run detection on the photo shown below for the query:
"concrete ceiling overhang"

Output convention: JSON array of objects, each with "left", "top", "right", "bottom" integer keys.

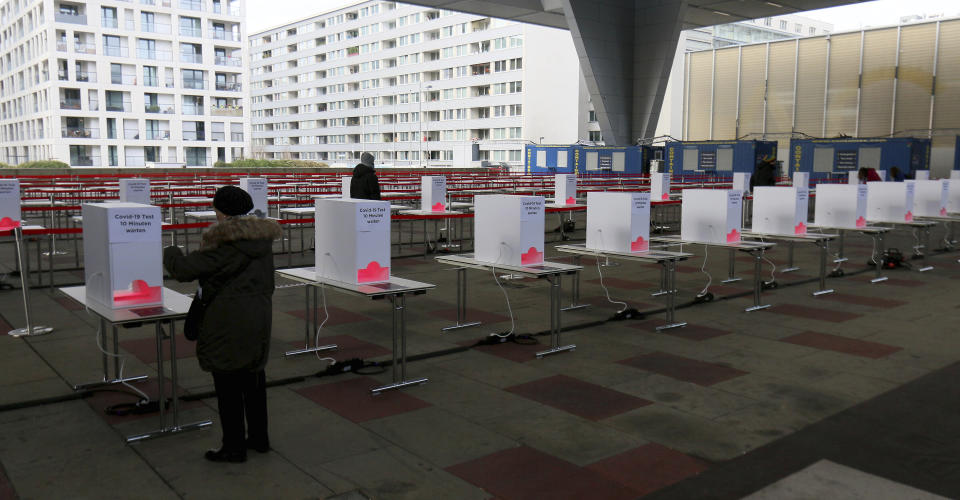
[{"left": 401, "top": 0, "right": 870, "bottom": 31}]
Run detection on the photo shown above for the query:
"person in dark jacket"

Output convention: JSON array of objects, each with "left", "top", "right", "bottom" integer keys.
[
  {"left": 889, "top": 166, "right": 905, "bottom": 182},
  {"left": 163, "top": 186, "right": 282, "bottom": 463},
  {"left": 749, "top": 159, "right": 778, "bottom": 191},
  {"left": 350, "top": 152, "right": 381, "bottom": 200}
]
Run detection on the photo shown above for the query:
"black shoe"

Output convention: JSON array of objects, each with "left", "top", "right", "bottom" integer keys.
[
  {"left": 204, "top": 448, "right": 247, "bottom": 463},
  {"left": 245, "top": 439, "right": 270, "bottom": 453}
]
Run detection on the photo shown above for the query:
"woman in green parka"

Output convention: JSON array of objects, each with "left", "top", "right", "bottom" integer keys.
[{"left": 163, "top": 185, "right": 282, "bottom": 463}]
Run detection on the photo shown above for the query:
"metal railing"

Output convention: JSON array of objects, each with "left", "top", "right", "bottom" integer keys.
[
  {"left": 103, "top": 46, "right": 129, "bottom": 57},
  {"left": 61, "top": 127, "right": 99, "bottom": 139},
  {"left": 214, "top": 55, "right": 241, "bottom": 67},
  {"left": 110, "top": 74, "right": 137, "bottom": 85},
  {"left": 75, "top": 43, "right": 96, "bottom": 54},
  {"left": 102, "top": 17, "right": 118, "bottom": 29},
  {"left": 137, "top": 49, "right": 172, "bottom": 61},
  {"left": 59, "top": 99, "right": 81, "bottom": 110},
  {"left": 55, "top": 12, "right": 87, "bottom": 24},
  {"left": 182, "top": 79, "right": 207, "bottom": 90},
  {"left": 180, "top": 53, "right": 203, "bottom": 64},
  {"left": 142, "top": 22, "right": 172, "bottom": 34},
  {"left": 210, "top": 106, "right": 242, "bottom": 117},
  {"left": 76, "top": 71, "right": 96, "bottom": 83},
  {"left": 145, "top": 130, "right": 171, "bottom": 140},
  {"left": 104, "top": 100, "right": 132, "bottom": 112},
  {"left": 179, "top": 0, "right": 204, "bottom": 11},
  {"left": 183, "top": 131, "right": 206, "bottom": 141},
  {"left": 179, "top": 27, "right": 202, "bottom": 37},
  {"left": 215, "top": 82, "right": 241, "bottom": 92},
  {"left": 209, "top": 30, "right": 240, "bottom": 41}
]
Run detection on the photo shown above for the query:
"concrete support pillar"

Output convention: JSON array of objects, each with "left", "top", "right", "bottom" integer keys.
[{"left": 562, "top": 0, "right": 687, "bottom": 145}]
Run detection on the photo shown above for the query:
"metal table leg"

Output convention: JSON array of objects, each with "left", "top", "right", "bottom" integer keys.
[
  {"left": 73, "top": 318, "right": 146, "bottom": 390},
  {"left": 651, "top": 260, "right": 669, "bottom": 297},
  {"left": 536, "top": 274, "right": 575, "bottom": 358},
  {"left": 782, "top": 241, "right": 799, "bottom": 272},
  {"left": 812, "top": 239, "right": 835, "bottom": 296},
  {"left": 656, "top": 258, "right": 687, "bottom": 330},
  {"left": 372, "top": 293, "right": 427, "bottom": 394},
  {"left": 285, "top": 283, "right": 337, "bottom": 357},
  {"left": 126, "top": 320, "right": 212, "bottom": 443},
  {"left": 722, "top": 247, "right": 741, "bottom": 283},
  {"left": 745, "top": 249, "right": 771, "bottom": 312},
  {"left": 561, "top": 255, "right": 589, "bottom": 311},
  {"left": 871, "top": 231, "right": 888, "bottom": 283},
  {"left": 918, "top": 226, "right": 934, "bottom": 272},
  {"left": 441, "top": 267, "right": 481, "bottom": 331}
]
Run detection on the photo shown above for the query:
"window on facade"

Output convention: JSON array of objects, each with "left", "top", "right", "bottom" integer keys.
[
  {"left": 779, "top": 20, "right": 787, "bottom": 30},
  {"left": 101, "top": 7, "right": 118, "bottom": 28},
  {"left": 185, "top": 147, "right": 206, "bottom": 166}
]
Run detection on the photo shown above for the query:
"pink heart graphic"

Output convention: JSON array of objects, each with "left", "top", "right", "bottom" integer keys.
[
  {"left": 661, "top": 193, "right": 669, "bottom": 200},
  {"left": 520, "top": 247, "right": 543, "bottom": 266},
  {"left": 905, "top": 211, "right": 913, "bottom": 222},
  {"left": 631, "top": 235, "right": 648, "bottom": 252},
  {"left": 565, "top": 197, "right": 576, "bottom": 205},
  {"left": 114, "top": 280, "right": 162, "bottom": 306},
  {"left": 940, "top": 207, "right": 947, "bottom": 216},
  {"left": 357, "top": 261, "right": 390, "bottom": 283},
  {"left": 431, "top": 202, "right": 445, "bottom": 212},
  {"left": 794, "top": 222, "right": 807, "bottom": 235},
  {"left": 0, "top": 216, "right": 20, "bottom": 231},
  {"left": 726, "top": 228, "right": 741, "bottom": 243},
  {"left": 855, "top": 216, "right": 866, "bottom": 228}
]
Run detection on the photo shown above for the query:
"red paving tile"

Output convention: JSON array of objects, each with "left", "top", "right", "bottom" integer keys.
[
  {"left": 782, "top": 331, "right": 902, "bottom": 359},
  {"left": 54, "top": 295, "right": 83, "bottom": 311},
  {"left": 84, "top": 377, "right": 203, "bottom": 426},
  {"left": 586, "top": 277, "right": 655, "bottom": 290},
  {"left": 629, "top": 322, "right": 731, "bottom": 341},
  {"left": 288, "top": 335, "right": 390, "bottom": 362},
  {"left": 120, "top": 334, "right": 196, "bottom": 364},
  {"left": 284, "top": 305, "right": 372, "bottom": 326},
  {"left": 428, "top": 307, "right": 509, "bottom": 324},
  {"left": 294, "top": 376, "right": 430, "bottom": 423},
  {"left": 768, "top": 304, "right": 862, "bottom": 323},
  {"left": 818, "top": 293, "right": 907, "bottom": 309},
  {"left": 586, "top": 443, "right": 710, "bottom": 496},
  {"left": 619, "top": 351, "right": 748, "bottom": 386},
  {"left": 708, "top": 284, "right": 752, "bottom": 297},
  {"left": 505, "top": 375, "right": 652, "bottom": 421},
  {"left": 447, "top": 446, "right": 638, "bottom": 500}
]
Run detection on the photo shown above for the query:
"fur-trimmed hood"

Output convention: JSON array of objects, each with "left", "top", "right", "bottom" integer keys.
[{"left": 201, "top": 216, "right": 282, "bottom": 252}]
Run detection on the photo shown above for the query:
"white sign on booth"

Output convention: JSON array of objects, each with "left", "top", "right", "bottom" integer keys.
[
  {"left": 848, "top": 171, "right": 859, "bottom": 185},
  {"left": 866, "top": 181, "right": 915, "bottom": 222},
  {"left": 951, "top": 171, "right": 960, "bottom": 180},
  {"left": 914, "top": 171, "right": 930, "bottom": 181},
  {"left": 82, "top": 202, "right": 163, "bottom": 309},
  {"left": 119, "top": 179, "right": 151, "bottom": 205},
  {"left": 474, "top": 195, "right": 545, "bottom": 267},
  {"left": 681, "top": 189, "right": 743, "bottom": 244},
  {"left": 752, "top": 187, "right": 809, "bottom": 235},
  {"left": 554, "top": 174, "right": 577, "bottom": 205},
  {"left": 792, "top": 171, "right": 809, "bottom": 189},
  {"left": 314, "top": 198, "right": 391, "bottom": 284},
  {"left": 421, "top": 176, "right": 447, "bottom": 211},
  {"left": 341, "top": 176, "right": 352, "bottom": 199},
  {"left": 239, "top": 178, "right": 268, "bottom": 217},
  {"left": 912, "top": 179, "right": 950, "bottom": 217},
  {"left": 586, "top": 192, "right": 650, "bottom": 253},
  {"left": 732, "top": 173, "right": 751, "bottom": 194},
  {"left": 0, "top": 179, "right": 20, "bottom": 231},
  {"left": 650, "top": 173, "right": 670, "bottom": 201},
  {"left": 814, "top": 184, "right": 868, "bottom": 229}
]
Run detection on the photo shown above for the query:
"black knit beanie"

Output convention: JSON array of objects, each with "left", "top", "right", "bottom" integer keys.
[{"left": 213, "top": 185, "right": 254, "bottom": 216}]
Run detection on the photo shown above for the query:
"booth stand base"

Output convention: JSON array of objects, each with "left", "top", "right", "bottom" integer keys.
[{"left": 8, "top": 325, "right": 53, "bottom": 337}]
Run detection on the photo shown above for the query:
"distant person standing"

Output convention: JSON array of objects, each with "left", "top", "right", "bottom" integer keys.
[
  {"left": 350, "top": 152, "right": 381, "bottom": 200},
  {"left": 858, "top": 167, "right": 882, "bottom": 183},
  {"left": 889, "top": 166, "right": 905, "bottom": 182},
  {"left": 749, "top": 158, "right": 778, "bottom": 191}
]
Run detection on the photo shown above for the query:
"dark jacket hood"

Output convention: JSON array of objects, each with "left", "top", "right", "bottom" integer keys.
[
  {"left": 201, "top": 216, "right": 282, "bottom": 257},
  {"left": 353, "top": 164, "right": 375, "bottom": 178}
]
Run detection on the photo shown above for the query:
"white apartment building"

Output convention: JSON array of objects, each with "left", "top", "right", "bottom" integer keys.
[
  {"left": 249, "top": 1, "right": 583, "bottom": 168},
  {"left": 0, "top": 0, "right": 249, "bottom": 167}
]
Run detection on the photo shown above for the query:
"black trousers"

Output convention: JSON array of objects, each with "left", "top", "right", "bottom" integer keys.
[{"left": 212, "top": 370, "right": 268, "bottom": 451}]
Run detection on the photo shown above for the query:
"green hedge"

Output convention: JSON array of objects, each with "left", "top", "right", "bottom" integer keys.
[
  {"left": 7, "top": 160, "right": 70, "bottom": 169},
  {"left": 214, "top": 159, "right": 329, "bottom": 168}
]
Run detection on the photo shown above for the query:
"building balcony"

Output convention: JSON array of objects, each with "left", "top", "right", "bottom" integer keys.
[
  {"left": 110, "top": 74, "right": 137, "bottom": 85},
  {"left": 145, "top": 105, "right": 175, "bottom": 114},
  {"left": 210, "top": 106, "right": 242, "bottom": 117},
  {"left": 183, "top": 131, "right": 206, "bottom": 141},
  {"left": 179, "top": 0, "right": 204, "bottom": 11},
  {"left": 180, "top": 27, "right": 202, "bottom": 38},
  {"left": 105, "top": 101, "right": 132, "bottom": 112},
  {"left": 60, "top": 99, "right": 81, "bottom": 110},
  {"left": 180, "top": 53, "right": 203, "bottom": 64},
  {"left": 124, "top": 129, "right": 140, "bottom": 140},
  {"left": 58, "top": 70, "right": 68, "bottom": 81},
  {"left": 103, "top": 46, "right": 129, "bottom": 57},
  {"left": 142, "top": 22, "right": 172, "bottom": 34},
  {"left": 210, "top": 30, "right": 240, "bottom": 42},
  {"left": 62, "top": 127, "right": 99, "bottom": 139},
  {"left": 71, "top": 156, "right": 100, "bottom": 167},
  {"left": 56, "top": 41, "right": 67, "bottom": 51},
  {"left": 75, "top": 43, "right": 97, "bottom": 54},
  {"left": 214, "top": 55, "right": 241, "bottom": 67},
  {"left": 145, "top": 130, "right": 171, "bottom": 140},
  {"left": 215, "top": 82, "right": 241, "bottom": 92},
  {"left": 55, "top": 12, "right": 87, "bottom": 25},
  {"left": 182, "top": 79, "right": 207, "bottom": 90},
  {"left": 76, "top": 71, "right": 96, "bottom": 83},
  {"left": 102, "top": 18, "right": 118, "bottom": 29},
  {"left": 137, "top": 49, "right": 173, "bottom": 61}
]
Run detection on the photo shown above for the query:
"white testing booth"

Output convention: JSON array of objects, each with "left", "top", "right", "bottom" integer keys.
[
  {"left": 554, "top": 174, "right": 577, "bottom": 206},
  {"left": 866, "top": 182, "right": 915, "bottom": 222},
  {"left": 681, "top": 189, "right": 743, "bottom": 244},
  {"left": 82, "top": 202, "right": 164, "bottom": 309},
  {"left": 118, "top": 179, "right": 151, "bottom": 205},
  {"left": 474, "top": 195, "right": 545, "bottom": 266},
  {"left": 650, "top": 173, "right": 670, "bottom": 201},
  {"left": 752, "top": 187, "right": 809, "bottom": 235},
  {"left": 421, "top": 176, "right": 447, "bottom": 212},
  {"left": 814, "top": 184, "right": 868, "bottom": 229},
  {"left": 0, "top": 179, "right": 20, "bottom": 230},
  {"left": 912, "top": 180, "right": 950, "bottom": 217},
  {"left": 314, "top": 198, "right": 391, "bottom": 284},
  {"left": 239, "top": 178, "right": 268, "bottom": 217},
  {"left": 586, "top": 192, "right": 651, "bottom": 252}
]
